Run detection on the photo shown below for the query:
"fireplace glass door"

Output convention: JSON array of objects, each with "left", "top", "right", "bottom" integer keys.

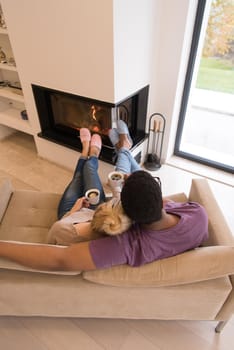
[{"left": 32, "top": 84, "right": 149, "bottom": 163}]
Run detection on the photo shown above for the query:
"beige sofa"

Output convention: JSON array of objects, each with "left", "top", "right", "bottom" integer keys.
[{"left": 0, "top": 177, "right": 233, "bottom": 333}]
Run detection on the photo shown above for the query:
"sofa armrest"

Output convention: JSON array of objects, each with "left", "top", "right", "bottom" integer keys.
[{"left": 0, "top": 178, "right": 13, "bottom": 223}]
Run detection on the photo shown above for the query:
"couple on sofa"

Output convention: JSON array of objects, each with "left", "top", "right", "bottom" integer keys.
[{"left": 0, "top": 121, "right": 208, "bottom": 272}]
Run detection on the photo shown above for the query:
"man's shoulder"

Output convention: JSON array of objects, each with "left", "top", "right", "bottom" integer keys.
[{"left": 165, "top": 200, "right": 205, "bottom": 211}]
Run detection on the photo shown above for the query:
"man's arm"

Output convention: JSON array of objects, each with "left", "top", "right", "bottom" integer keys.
[{"left": 0, "top": 241, "right": 96, "bottom": 271}]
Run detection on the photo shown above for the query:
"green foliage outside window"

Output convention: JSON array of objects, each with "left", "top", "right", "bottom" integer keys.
[{"left": 196, "top": 0, "right": 234, "bottom": 93}]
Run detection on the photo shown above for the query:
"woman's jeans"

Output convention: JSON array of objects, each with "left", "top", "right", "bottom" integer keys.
[
  {"left": 115, "top": 148, "right": 141, "bottom": 174},
  {"left": 57, "top": 148, "right": 141, "bottom": 219},
  {"left": 57, "top": 156, "right": 106, "bottom": 219}
]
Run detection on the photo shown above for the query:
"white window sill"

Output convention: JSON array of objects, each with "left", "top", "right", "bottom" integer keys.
[{"left": 166, "top": 156, "right": 234, "bottom": 187}]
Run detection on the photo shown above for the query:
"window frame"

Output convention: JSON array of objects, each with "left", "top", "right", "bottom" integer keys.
[{"left": 174, "top": 0, "right": 233, "bottom": 174}]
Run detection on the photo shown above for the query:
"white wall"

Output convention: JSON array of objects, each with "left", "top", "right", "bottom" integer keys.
[
  {"left": 113, "top": 0, "right": 158, "bottom": 102},
  {"left": 2, "top": 0, "right": 158, "bottom": 105},
  {"left": 2, "top": 0, "right": 117, "bottom": 143},
  {"left": 151, "top": 0, "right": 198, "bottom": 159},
  {"left": 1, "top": 0, "right": 198, "bottom": 167},
  {"left": 113, "top": 0, "right": 198, "bottom": 161},
  {"left": 2, "top": 0, "right": 115, "bottom": 101}
]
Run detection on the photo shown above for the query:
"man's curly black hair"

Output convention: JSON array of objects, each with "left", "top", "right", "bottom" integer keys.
[{"left": 121, "top": 170, "right": 163, "bottom": 224}]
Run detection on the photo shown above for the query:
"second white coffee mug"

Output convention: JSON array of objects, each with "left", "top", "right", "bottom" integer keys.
[{"left": 108, "top": 171, "right": 124, "bottom": 189}]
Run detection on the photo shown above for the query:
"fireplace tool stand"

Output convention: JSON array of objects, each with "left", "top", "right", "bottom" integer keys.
[{"left": 144, "top": 113, "right": 166, "bottom": 170}]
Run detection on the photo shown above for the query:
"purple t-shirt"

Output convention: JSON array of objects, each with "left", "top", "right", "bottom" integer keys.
[{"left": 89, "top": 201, "right": 208, "bottom": 269}]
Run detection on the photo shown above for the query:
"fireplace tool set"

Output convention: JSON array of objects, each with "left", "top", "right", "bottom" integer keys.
[{"left": 144, "top": 113, "right": 166, "bottom": 170}]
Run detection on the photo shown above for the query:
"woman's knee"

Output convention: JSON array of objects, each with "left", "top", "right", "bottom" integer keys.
[{"left": 84, "top": 157, "right": 98, "bottom": 172}]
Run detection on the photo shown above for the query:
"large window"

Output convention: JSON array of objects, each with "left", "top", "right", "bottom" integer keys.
[{"left": 174, "top": 0, "right": 234, "bottom": 173}]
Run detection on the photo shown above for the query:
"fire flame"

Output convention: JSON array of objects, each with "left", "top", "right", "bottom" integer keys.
[
  {"left": 91, "top": 105, "right": 97, "bottom": 121},
  {"left": 92, "top": 126, "right": 100, "bottom": 132}
]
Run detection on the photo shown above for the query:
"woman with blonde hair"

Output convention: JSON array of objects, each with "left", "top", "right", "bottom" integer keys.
[
  {"left": 47, "top": 197, "right": 132, "bottom": 245},
  {"left": 91, "top": 198, "right": 132, "bottom": 236},
  {"left": 46, "top": 123, "right": 133, "bottom": 246}
]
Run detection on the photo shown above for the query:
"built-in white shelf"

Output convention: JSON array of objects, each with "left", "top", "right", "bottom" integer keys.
[
  {"left": 0, "top": 62, "right": 17, "bottom": 71},
  {"left": 0, "top": 86, "right": 24, "bottom": 103},
  {"left": 0, "top": 107, "right": 33, "bottom": 135},
  {"left": 0, "top": 27, "right": 7, "bottom": 35},
  {"left": 0, "top": 10, "right": 32, "bottom": 137}
]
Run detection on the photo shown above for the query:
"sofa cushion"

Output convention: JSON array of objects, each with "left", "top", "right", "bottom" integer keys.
[
  {"left": 0, "top": 186, "right": 82, "bottom": 275},
  {"left": 0, "top": 189, "right": 61, "bottom": 243},
  {"left": 0, "top": 178, "right": 13, "bottom": 223},
  {"left": 83, "top": 246, "right": 234, "bottom": 287}
]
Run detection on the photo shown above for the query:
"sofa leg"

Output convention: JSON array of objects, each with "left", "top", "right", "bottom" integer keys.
[{"left": 215, "top": 321, "right": 228, "bottom": 333}]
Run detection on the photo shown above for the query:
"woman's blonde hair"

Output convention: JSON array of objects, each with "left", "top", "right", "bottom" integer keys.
[{"left": 91, "top": 198, "right": 132, "bottom": 235}]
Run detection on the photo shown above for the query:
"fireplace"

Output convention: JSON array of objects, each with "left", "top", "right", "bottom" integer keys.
[{"left": 32, "top": 84, "right": 149, "bottom": 163}]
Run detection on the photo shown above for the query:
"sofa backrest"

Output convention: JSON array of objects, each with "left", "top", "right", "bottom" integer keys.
[
  {"left": 189, "top": 178, "right": 233, "bottom": 246},
  {"left": 0, "top": 186, "right": 61, "bottom": 243}
]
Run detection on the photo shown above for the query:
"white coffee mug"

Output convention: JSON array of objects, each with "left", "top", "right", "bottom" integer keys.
[
  {"left": 108, "top": 171, "right": 124, "bottom": 189},
  {"left": 85, "top": 188, "right": 100, "bottom": 205}
]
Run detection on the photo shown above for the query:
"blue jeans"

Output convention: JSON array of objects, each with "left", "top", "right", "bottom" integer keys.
[
  {"left": 57, "top": 156, "right": 106, "bottom": 219},
  {"left": 57, "top": 149, "right": 140, "bottom": 219},
  {"left": 115, "top": 148, "right": 141, "bottom": 174}
]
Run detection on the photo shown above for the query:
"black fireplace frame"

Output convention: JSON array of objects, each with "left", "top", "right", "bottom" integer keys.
[{"left": 32, "top": 84, "right": 149, "bottom": 164}]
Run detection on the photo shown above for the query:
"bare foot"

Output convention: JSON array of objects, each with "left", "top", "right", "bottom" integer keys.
[{"left": 81, "top": 140, "right": 90, "bottom": 157}]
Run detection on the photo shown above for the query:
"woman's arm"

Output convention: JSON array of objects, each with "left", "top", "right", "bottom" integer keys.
[
  {"left": 0, "top": 241, "right": 96, "bottom": 271},
  {"left": 70, "top": 197, "right": 89, "bottom": 214},
  {"left": 63, "top": 197, "right": 89, "bottom": 217}
]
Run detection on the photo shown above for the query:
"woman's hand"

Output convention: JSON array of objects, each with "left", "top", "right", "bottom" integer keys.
[{"left": 70, "top": 197, "right": 89, "bottom": 214}]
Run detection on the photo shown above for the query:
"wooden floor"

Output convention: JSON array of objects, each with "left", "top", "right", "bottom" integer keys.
[
  {"left": 0, "top": 317, "right": 234, "bottom": 350},
  {"left": 0, "top": 132, "right": 233, "bottom": 350}
]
